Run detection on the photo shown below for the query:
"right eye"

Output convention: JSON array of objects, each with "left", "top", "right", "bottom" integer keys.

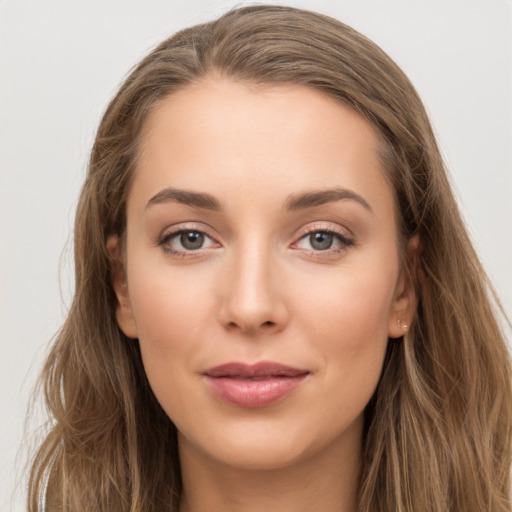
[{"left": 159, "top": 229, "right": 218, "bottom": 255}]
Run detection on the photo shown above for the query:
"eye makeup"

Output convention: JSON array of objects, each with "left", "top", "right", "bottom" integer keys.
[{"left": 153, "top": 219, "right": 356, "bottom": 262}]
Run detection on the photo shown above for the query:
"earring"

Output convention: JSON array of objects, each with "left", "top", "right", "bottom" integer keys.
[{"left": 397, "top": 319, "right": 408, "bottom": 333}]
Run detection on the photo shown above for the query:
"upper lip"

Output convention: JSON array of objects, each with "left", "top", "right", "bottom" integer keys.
[{"left": 204, "top": 361, "right": 309, "bottom": 378}]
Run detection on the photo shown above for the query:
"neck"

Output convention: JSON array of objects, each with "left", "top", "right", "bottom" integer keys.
[{"left": 178, "top": 418, "right": 362, "bottom": 512}]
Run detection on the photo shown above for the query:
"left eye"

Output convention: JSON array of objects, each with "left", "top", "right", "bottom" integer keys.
[
  {"left": 161, "top": 230, "right": 216, "bottom": 252},
  {"left": 295, "top": 230, "right": 350, "bottom": 251}
]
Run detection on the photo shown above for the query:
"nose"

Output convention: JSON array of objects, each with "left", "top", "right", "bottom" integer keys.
[{"left": 218, "top": 243, "right": 289, "bottom": 335}]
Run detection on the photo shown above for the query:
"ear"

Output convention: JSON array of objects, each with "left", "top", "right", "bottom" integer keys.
[
  {"left": 388, "top": 235, "right": 421, "bottom": 339},
  {"left": 106, "top": 235, "right": 138, "bottom": 339}
]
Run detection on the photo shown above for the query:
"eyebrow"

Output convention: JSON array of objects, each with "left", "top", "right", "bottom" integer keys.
[
  {"left": 285, "top": 188, "right": 372, "bottom": 212},
  {"left": 146, "top": 188, "right": 222, "bottom": 211},
  {"left": 145, "top": 186, "right": 371, "bottom": 213}
]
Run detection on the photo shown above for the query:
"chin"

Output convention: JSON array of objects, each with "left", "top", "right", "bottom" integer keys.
[
  {"left": 206, "top": 439, "right": 312, "bottom": 471},
  {"left": 177, "top": 411, "right": 363, "bottom": 473}
]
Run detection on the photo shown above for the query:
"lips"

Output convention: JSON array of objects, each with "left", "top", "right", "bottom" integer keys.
[{"left": 203, "top": 362, "right": 309, "bottom": 407}]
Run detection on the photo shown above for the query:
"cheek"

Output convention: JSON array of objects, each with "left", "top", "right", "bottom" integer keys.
[
  {"left": 298, "top": 260, "right": 396, "bottom": 345},
  {"left": 295, "top": 261, "right": 396, "bottom": 398},
  {"left": 128, "top": 258, "right": 213, "bottom": 345},
  {"left": 126, "top": 263, "right": 212, "bottom": 405}
]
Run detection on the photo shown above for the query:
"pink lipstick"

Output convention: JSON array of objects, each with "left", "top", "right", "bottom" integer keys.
[{"left": 203, "top": 362, "right": 309, "bottom": 407}]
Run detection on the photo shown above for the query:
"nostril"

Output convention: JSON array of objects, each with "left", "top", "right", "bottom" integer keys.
[{"left": 226, "top": 320, "right": 276, "bottom": 331}]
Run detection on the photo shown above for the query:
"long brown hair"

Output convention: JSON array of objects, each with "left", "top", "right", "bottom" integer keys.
[{"left": 28, "top": 5, "right": 511, "bottom": 511}]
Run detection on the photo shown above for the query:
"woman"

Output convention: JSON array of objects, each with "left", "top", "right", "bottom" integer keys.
[{"left": 28, "top": 5, "right": 511, "bottom": 511}]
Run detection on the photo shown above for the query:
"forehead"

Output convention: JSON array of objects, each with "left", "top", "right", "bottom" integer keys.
[{"left": 132, "top": 77, "right": 394, "bottom": 219}]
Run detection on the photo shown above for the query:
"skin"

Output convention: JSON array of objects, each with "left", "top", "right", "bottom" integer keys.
[{"left": 109, "top": 77, "right": 416, "bottom": 512}]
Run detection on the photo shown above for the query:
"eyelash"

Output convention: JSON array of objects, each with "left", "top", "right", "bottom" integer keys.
[
  {"left": 292, "top": 225, "right": 355, "bottom": 257},
  {"left": 156, "top": 224, "right": 218, "bottom": 257},
  {"left": 156, "top": 224, "right": 355, "bottom": 258}
]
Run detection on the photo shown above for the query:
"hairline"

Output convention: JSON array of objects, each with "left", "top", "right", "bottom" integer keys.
[{"left": 123, "top": 72, "right": 408, "bottom": 254}]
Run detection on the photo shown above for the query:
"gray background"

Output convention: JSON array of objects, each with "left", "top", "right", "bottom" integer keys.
[{"left": 1, "top": 0, "right": 510, "bottom": 509}]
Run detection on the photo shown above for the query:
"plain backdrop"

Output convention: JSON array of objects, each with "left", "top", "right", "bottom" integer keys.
[{"left": 1, "top": 0, "right": 511, "bottom": 509}]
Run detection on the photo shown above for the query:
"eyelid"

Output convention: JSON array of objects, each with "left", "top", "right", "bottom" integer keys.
[
  {"left": 154, "top": 221, "right": 354, "bottom": 257},
  {"left": 155, "top": 222, "right": 221, "bottom": 254},
  {"left": 294, "top": 222, "right": 353, "bottom": 241},
  {"left": 290, "top": 222, "right": 355, "bottom": 253}
]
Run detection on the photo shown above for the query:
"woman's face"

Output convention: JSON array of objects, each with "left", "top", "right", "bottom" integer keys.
[{"left": 112, "top": 77, "right": 414, "bottom": 471}]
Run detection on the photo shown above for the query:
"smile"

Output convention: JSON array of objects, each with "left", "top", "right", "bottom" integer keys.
[{"left": 203, "top": 362, "right": 310, "bottom": 408}]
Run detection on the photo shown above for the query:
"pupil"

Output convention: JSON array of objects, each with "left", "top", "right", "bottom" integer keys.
[
  {"left": 180, "top": 231, "right": 204, "bottom": 250},
  {"left": 310, "top": 232, "right": 333, "bottom": 250}
]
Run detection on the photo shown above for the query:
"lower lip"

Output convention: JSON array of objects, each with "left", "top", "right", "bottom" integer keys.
[{"left": 205, "top": 375, "right": 308, "bottom": 408}]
